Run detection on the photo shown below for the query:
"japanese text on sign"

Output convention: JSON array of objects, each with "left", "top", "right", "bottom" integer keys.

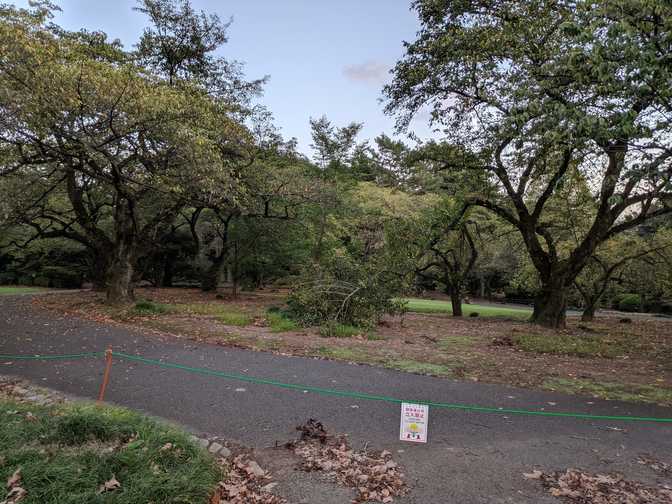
[{"left": 400, "top": 402, "right": 428, "bottom": 443}]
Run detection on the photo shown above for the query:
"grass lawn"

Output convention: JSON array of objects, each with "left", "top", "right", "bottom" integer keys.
[
  {"left": 0, "top": 286, "right": 47, "bottom": 295},
  {"left": 0, "top": 398, "right": 221, "bottom": 503},
  {"left": 403, "top": 297, "right": 532, "bottom": 319}
]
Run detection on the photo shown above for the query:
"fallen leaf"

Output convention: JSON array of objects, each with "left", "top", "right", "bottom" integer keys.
[
  {"left": 6, "top": 469, "right": 21, "bottom": 489},
  {"left": 97, "top": 475, "right": 121, "bottom": 494}
]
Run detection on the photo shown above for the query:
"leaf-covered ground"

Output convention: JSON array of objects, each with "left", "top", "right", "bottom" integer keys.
[
  {"left": 524, "top": 466, "right": 672, "bottom": 503},
  {"left": 34, "top": 288, "right": 672, "bottom": 406}
]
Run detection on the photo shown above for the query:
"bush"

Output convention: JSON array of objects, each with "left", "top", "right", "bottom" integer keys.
[
  {"left": 617, "top": 293, "right": 642, "bottom": 312},
  {"left": 287, "top": 258, "right": 407, "bottom": 328}
]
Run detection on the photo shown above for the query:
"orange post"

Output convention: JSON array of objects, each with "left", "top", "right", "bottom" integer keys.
[{"left": 97, "top": 346, "right": 113, "bottom": 404}]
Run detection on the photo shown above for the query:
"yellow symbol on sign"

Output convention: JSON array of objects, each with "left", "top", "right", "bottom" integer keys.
[{"left": 409, "top": 423, "right": 419, "bottom": 432}]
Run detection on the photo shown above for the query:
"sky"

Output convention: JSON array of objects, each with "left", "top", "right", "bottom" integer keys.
[{"left": 14, "top": 0, "right": 436, "bottom": 156}]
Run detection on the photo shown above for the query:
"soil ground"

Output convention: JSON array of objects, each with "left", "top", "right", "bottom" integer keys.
[{"left": 33, "top": 287, "right": 672, "bottom": 406}]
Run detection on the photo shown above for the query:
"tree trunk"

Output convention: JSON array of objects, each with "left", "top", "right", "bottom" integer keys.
[
  {"left": 200, "top": 257, "right": 223, "bottom": 291},
  {"left": 531, "top": 280, "right": 567, "bottom": 328},
  {"left": 231, "top": 243, "right": 239, "bottom": 298},
  {"left": 90, "top": 251, "right": 109, "bottom": 291},
  {"left": 161, "top": 253, "right": 175, "bottom": 288},
  {"left": 105, "top": 200, "right": 137, "bottom": 304},
  {"left": 106, "top": 246, "right": 135, "bottom": 304},
  {"left": 450, "top": 289, "right": 463, "bottom": 317},
  {"left": 581, "top": 302, "right": 596, "bottom": 322}
]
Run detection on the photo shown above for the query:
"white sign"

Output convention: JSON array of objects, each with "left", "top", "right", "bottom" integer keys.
[{"left": 399, "top": 402, "right": 428, "bottom": 443}]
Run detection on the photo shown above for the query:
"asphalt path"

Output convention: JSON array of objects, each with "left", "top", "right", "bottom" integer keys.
[{"left": 1, "top": 295, "right": 672, "bottom": 503}]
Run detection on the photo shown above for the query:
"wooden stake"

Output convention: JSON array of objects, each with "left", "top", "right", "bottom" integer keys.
[{"left": 97, "top": 346, "right": 113, "bottom": 404}]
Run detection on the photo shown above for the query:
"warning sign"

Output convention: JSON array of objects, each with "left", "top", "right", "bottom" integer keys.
[{"left": 399, "top": 403, "right": 428, "bottom": 443}]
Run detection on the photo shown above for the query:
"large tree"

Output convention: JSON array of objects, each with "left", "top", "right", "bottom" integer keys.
[
  {"left": 385, "top": 0, "right": 672, "bottom": 327},
  {"left": 0, "top": 3, "right": 249, "bottom": 302}
]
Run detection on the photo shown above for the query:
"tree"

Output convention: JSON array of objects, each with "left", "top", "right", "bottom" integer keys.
[
  {"left": 184, "top": 117, "right": 311, "bottom": 293},
  {"left": 573, "top": 234, "right": 667, "bottom": 321},
  {"left": 384, "top": 0, "right": 672, "bottom": 328},
  {"left": 415, "top": 212, "right": 479, "bottom": 317},
  {"left": 0, "top": 3, "right": 249, "bottom": 302}
]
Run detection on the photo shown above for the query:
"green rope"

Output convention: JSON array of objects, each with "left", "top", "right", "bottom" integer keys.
[
  {"left": 0, "top": 351, "right": 105, "bottom": 360},
  {"left": 111, "top": 351, "right": 672, "bottom": 424}
]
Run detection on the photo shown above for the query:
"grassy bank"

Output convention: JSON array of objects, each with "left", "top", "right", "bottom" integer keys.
[{"left": 0, "top": 398, "right": 221, "bottom": 503}]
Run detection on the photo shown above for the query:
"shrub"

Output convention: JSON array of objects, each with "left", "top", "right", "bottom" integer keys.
[
  {"left": 618, "top": 293, "right": 641, "bottom": 312},
  {"left": 287, "top": 257, "right": 407, "bottom": 328}
]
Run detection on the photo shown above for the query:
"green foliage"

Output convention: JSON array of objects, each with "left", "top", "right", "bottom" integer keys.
[
  {"left": 0, "top": 398, "right": 221, "bottom": 503},
  {"left": 287, "top": 257, "right": 407, "bottom": 328},
  {"left": 617, "top": 293, "right": 642, "bottom": 313},
  {"left": 384, "top": 0, "right": 672, "bottom": 328}
]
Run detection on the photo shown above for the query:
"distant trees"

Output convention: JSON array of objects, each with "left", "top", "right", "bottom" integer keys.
[{"left": 385, "top": 0, "right": 672, "bottom": 327}]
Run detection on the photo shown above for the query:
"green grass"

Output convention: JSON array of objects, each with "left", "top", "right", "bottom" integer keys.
[
  {"left": 319, "top": 323, "right": 366, "bottom": 338},
  {"left": 543, "top": 378, "right": 672, "bottom": 406},
  {"left": 0, "top": 286, "right": 46, "bottom": 295},
  {"left": 266, "top": 312, "right": 299, "bottom": 332},
  {"left": 131, "top": 300, "right": 173, "bottom": 316},
  {"left": 387, "top": 359, "right": 455, "bottom": 377},
  {"left": 402, "top": 298, "right": 531, "bottom": 319},
  {"left": 0, "top": 398, "right": 221, "bottom": 503},
  {"left": 216, "top": 312, "right": 252, "bottom": 326},
  {"left": 317, "top": 346, "right": 369, "bottom": 361},
  {"left": 513, "top": 332, "right": 628, "bottom": 358}
]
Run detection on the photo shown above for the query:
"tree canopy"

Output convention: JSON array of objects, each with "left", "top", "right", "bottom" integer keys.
[{"left": 384, "top": 0, "right": 672, "bottom": 327}]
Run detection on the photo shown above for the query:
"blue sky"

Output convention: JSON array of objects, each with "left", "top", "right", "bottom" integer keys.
[{"left": 15, "top": 0, "right": 435, "bottom": 155}]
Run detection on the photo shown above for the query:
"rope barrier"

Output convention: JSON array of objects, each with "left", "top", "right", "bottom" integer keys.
[
  {"left": 2, "top": 349, "right": 672, "bottom": 424},
  {"left": 111, "top": 351, "right": 672, "bottom": 424},
  {"left": 0, "top": 351, "right": 105, "bottom": 360}
]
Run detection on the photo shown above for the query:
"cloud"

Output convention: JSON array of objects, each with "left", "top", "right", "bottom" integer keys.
[{"left": 342, "top": 61, "right": 389, "bottom": 84}]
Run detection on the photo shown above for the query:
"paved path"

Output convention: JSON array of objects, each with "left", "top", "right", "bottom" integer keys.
[{"left": 1, "top": 295, "right": 672, "bottom": 503}]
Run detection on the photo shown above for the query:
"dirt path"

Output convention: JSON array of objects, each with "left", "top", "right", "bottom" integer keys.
[{"left": 2, "top": 295, "right": 672, "bottom": 503}]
